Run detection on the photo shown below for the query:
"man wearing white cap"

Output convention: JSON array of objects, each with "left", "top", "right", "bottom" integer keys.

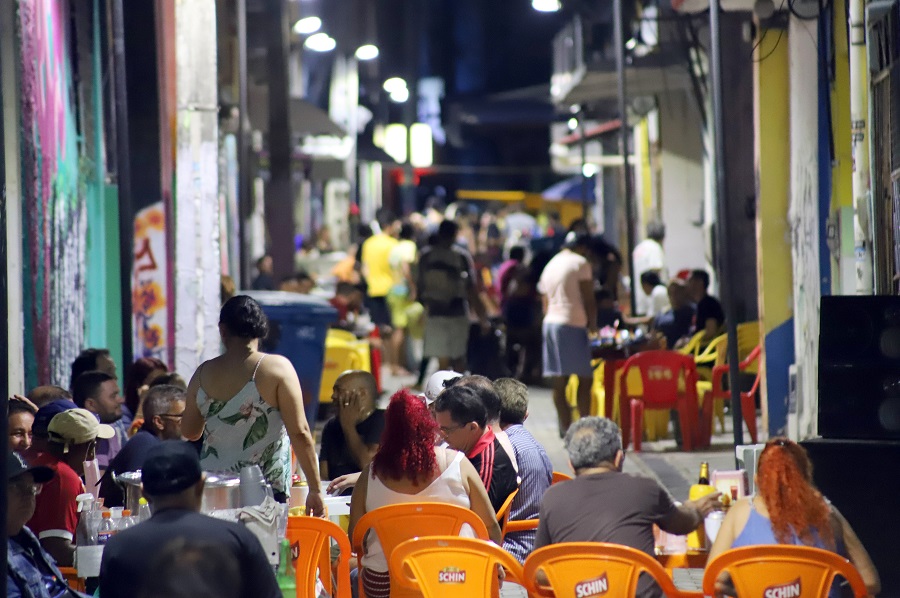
[
  {"left": 423, "top": 369, "right": 463, "bottom": 405},
  {"left": 27, "top": 408, "right": 115, "bottom": 566}
]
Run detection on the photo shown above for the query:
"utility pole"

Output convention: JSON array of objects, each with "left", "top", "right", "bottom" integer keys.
[
  {"left": 849, "top": 0, "right": 873, "bottom": 294},
  {"left": 709, "top": 0, "right": 745, "bottom": 449},
  {"left": 614, "top": 0, "right": 638, "bottom": 316}
]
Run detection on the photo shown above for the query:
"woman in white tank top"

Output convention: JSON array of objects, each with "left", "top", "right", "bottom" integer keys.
[{"left": 348, "top": 390, "right": 501, "bottom": 598}]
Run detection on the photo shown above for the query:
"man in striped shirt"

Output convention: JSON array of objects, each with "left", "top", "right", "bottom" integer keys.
[{"left": 494, "top": 378, "right": 553, "bottom": 563}]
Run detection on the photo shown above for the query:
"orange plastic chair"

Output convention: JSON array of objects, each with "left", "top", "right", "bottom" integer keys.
[
  {"left": 390, "top": 536, "right": 524, "bottom": 597},
  {"left": 496, "top": 488, "right": 519, "bottom": 538},
  {"left": 287, "top": 516, "right": 352, "bottom": 598},
  {"left": 618, "top": 351, "right": 701, "bottom": 451},
  {"left": 702, "top": 545, "right": 868, "bottom": 598},
  {"left": 523, "top": 542, "right": 694, "bottom": 598},
  {"left": 505, "top": 472, "right": 572, "bottom": 534},
  {"left": 701, "top": 345, "right": 761, "bottom": 446},
  {"left": 551, "top": 471, "right": 572, "bottom": 484},
  {"left": 59, "top": 567, "right": 86, "bottom": 592},
  {"left": 352, "top": 502, "right": 490, "bottom": 598}
]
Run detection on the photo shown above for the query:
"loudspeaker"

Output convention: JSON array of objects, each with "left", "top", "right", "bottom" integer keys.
[{"left": 819, "top": 296, "right": 900, "bottom": 440}]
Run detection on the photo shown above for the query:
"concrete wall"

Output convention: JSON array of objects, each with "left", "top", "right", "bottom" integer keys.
[{"left": 659, "top": 90, "right": 706, "bottom": 276}]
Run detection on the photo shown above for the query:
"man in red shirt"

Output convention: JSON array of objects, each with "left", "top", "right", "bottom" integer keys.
[{"left": 28, "top": 407, "right": 115, "bottom": 566}]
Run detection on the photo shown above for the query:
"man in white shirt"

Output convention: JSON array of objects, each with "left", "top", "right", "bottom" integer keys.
[{"left": 632, "top": 221, "right": 666, "bottom": 311}]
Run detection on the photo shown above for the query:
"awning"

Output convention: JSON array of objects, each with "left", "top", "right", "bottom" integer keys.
[{"left": 248, "top": 89, "right": 346, "bottom": 137}]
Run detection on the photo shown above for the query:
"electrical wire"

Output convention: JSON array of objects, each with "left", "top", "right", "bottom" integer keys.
[{"left": 751, "top": 0, "right": 787, "bottom": 62}]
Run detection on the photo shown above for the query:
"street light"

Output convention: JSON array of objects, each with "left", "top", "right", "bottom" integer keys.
[
  {"left": 304, "top": 32, "right": 336, "bottom": 52},
  {"left": 532, "top": 0, "right": 561, "bottom": 12},
  {"left": 355, "top": 44, "right": 379, "bottom": 61},
  {"left": 293, "top": 16, "right": 321, "bottom": 35},
  {"left": 383, "top": 77, "right": 407, "bottom": 93},
  {"left": 389, "top": 87, "right": 409, "bottom": 103}
]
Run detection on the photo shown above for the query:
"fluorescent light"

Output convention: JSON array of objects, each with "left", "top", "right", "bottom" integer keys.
[
  {"left": 390, "top": 87, "right": 409, "bottom": 103},
  {"left": 293, "top": 16, "right": 321, "bottom": 35},
  {"left": 383, "top": 77, "right": 407, "bottom": 93},
  {"left": 385, "top": 124, "right": 408, "bottom": 164},
  {"left": 410, "top": 123, "right": 433, "bottom": 168},
  {"left": 532, "top": 0, "right": 561, "bottom": 12},
  {"left": 567, "top": 117, "right": 578, "bottom": 131},
  {"left": 304, "top": 32, "right": 335, "bottom": 52},
  {"left": 355, "top": 44, "right": 379, "bottom": 61}
]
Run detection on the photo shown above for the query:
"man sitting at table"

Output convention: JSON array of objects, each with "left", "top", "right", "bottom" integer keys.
[
  {"left": 651, "top": 279, "right": 696, "bottom": 349},
  {"left": 28, "top": 409, "right": 115, "bottom": 567},
  {"left": 7, "top": 451, "right": 91, "bottom": 598},
  {"left": 535, "top": 417, "right": 721, "bottom": 598},
  {"left": 433, "top": 385, "right": 518, "bottom": 513},
  {"left": 320, "top": 371, "right": 385, "bottom": 494},
  {"left": 99, "top": 441, "right": 280, "bottom": 598}
]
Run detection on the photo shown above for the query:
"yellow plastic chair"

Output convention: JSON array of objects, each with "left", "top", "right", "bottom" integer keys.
[
  {"left": 697, "top": 321, "right": 761, "bottom": 435},
  {"left": 320, "top": 329, "right": 372, "bottom": 406},
  {"left": 352, "top": 502, "right": 490, "bottom": 598},
  {"left": 287, "top": 516, "right": 352, "bottom": 598},
  {"left": 390, "top": 536, "right": 524, "bottom": 598},
  {"left": 523, "top": 542, "right": 697, "bottom": 598},
  {"left": 702, "top": 545, "right": 868, "bottom": 598},
  {"left": 677, "top": 331, "right": 707, "bottom": 358}
]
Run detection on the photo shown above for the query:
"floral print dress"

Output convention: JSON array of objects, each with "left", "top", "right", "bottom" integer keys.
[{"left": 196, "top": 357, "right": 292, "bottom": 495}]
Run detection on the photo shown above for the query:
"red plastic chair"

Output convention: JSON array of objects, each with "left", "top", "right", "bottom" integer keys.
[
  {"left": 700, "top": 345, "right": 761, "bottom": 446},
  {"left": 618, "top": 351, "right": 701, "bottom": 452},
  {"left": 702, "top": 545, "right": 868, "bottom": 597}
]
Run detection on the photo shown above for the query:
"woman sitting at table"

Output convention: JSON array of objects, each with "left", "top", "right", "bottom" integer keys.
[
  {"left": 348, "top": 389, "right": 502, "bottom": 598},
  {"left": 709, "top": 438, "right": 880, "bottom": 597}
]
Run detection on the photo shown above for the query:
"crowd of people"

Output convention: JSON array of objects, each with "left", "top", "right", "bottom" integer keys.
[{"left": 5, "top": 207, "right": 880, "bottom": 597}]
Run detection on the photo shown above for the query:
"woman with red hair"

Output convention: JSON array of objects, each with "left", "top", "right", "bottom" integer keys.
[
  {"left": 709, "top": 438, "right": 879, "bottom": 596},
  {"left": 349, "top": 389, "right": 501, "bottom": 598}
]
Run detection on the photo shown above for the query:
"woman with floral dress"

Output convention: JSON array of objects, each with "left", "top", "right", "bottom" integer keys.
[{"left": 182, "top": 296, "right": 324, "bottom": 515}]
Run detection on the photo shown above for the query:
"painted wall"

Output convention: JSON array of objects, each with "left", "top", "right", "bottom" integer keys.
[
  {"left": 18, "top": 0, "right": 86, "bottom": 387},
  {"left": 659, "top": 90, "right": 706, "bottom": 277},
  {"left": 754, "top": 24, "right": 794, "bottom": 437}
]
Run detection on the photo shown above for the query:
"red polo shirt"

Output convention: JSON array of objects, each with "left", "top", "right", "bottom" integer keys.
[{"left": 27, "top": 452, "right": 84, "bottom": 542}]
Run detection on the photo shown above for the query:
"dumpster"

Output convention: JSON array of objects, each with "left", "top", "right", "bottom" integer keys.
[{"left": 244, "top": 291, "right": 337, "bottom": 423}]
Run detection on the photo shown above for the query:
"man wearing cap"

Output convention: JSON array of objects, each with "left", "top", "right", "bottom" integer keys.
[
  {"left": 7, "top": 452, "right": 89, "bottom": 597},
  {"left": 23, "top": 399, "right": 79, "bottom": 462},
  {"left": 538, "top": 233, "right": 598, "bottom": 436},
  {"left": 99, "top": 441, "right": 280, "bottom": 598},
  {"left": 28, "top": 408, "right": 116, "bottom": 566}
]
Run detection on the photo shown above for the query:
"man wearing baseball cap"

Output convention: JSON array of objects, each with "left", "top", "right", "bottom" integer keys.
[
  {"left": 27, "top": 408, "right": 115, "bottom": 567},
  {"left": 100, "top": 441, "right": 280, "bottom": 598},
  {"left": 23, "top": 398, "right": 78, "bottom": 461},
  {"left": 6, "top": 452, "right": 89, "bottom": 597}
]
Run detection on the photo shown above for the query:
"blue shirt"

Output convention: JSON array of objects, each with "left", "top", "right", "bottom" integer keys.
[
  {"left": 7, "top": 526, "right": 88, "bottom": 598},
  {"left": 503, "top": 424, "right": 553, "bottom": 563}
]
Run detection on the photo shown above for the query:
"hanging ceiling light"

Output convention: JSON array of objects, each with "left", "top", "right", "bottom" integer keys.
[
  {"left": 293, "top": 16, "right": 322, "bottom": 35},
  {"left": 304, "top": 32, "right": 336, "bottom": 52},
  {"left": 355, "top": 44, "right": 380, "bottom": 61},
  {"left": 532, "top": 0, "right": 561, "bottom": 12},
  {"left": 383, "top": 77, "right": 407, "bottom": 94}
]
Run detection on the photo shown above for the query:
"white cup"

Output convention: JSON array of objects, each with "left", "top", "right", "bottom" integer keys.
[{"left": 705, "top": 511, "right": 724, "bottom": 545}]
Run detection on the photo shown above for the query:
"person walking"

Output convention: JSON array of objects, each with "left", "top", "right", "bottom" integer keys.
[{"left": 538, "top": 232, "right": 597, "bottom": 436}]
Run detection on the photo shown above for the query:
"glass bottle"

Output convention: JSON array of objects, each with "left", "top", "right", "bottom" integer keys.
[
  {"left": 276, "top": 538, "right": 296, "bottom": 598},
  {"left": 698, "top": 462, "right": 710, "bottom": 485}
]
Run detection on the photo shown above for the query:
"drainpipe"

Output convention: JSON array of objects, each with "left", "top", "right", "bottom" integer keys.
[{"left": 850, "top": 0, "right": 873, "bottom": 294}]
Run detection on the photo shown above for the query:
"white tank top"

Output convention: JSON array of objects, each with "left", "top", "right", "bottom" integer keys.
[{"left": 362, "top": 447, "right": 473, "bottom": 571}]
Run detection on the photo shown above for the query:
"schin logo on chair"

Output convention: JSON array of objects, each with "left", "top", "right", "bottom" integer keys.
[
  {"left": 764, "top": 578, "right": 801, "bottom": 598},
  {"left": 575, "top": 572, "right": 609, "bottom": 597},
  {"left": 437, "top": 567, "right": 466, "bottom": 584}
]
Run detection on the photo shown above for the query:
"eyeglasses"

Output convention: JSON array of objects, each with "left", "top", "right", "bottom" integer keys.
[
  {"left": 10, "top": 481, "right": 43, "bottom": 497},
  {"left": 439, "top": 424, "right": 465, "bottom": 436}
]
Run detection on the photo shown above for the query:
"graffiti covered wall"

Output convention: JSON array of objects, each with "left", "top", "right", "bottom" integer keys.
[{"left": 19, "top": 0, "right": 87, "bottom": 387}]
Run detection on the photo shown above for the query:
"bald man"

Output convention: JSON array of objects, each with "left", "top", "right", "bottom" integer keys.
[{"left": 319, "top": 371, "right": 385, "bottom": 493}]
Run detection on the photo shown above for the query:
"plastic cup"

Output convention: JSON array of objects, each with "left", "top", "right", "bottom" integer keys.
[{"left": 705, "top": 511, "right": 724, "bottom": 545}]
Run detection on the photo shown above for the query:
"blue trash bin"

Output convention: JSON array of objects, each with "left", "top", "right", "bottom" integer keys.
[{"left": 244, "top": 291, "right": 337, "bottom": 424}]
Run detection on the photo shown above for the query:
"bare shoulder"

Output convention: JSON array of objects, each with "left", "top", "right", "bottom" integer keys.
[{"left": 257, "top": 353, "right": 296, "bottom": 376}]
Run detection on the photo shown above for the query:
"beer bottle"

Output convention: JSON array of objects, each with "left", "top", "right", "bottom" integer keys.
[{"left": 698, "top": 462, "right": 710, "bottom": 485}]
